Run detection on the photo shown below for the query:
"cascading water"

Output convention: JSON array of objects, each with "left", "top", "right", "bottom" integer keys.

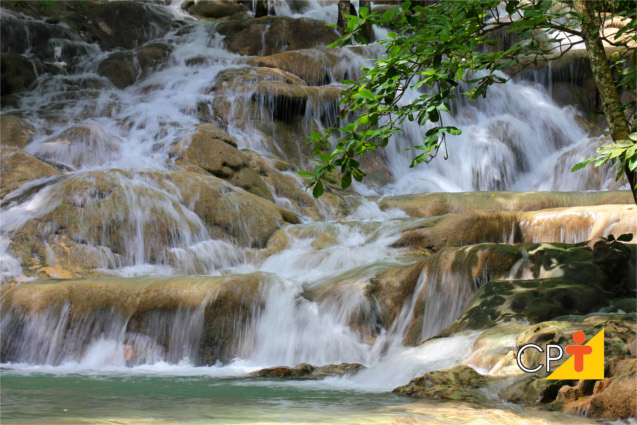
[{"left": 0, "top": 1, "right": 633, "bottom": 423}]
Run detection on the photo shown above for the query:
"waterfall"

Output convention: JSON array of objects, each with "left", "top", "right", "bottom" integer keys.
[{"left": 0, "top": 0, "right": 632, "bottom": 388}]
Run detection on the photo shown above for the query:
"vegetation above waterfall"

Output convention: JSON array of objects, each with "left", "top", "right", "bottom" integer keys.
[{"left": 304, "top": 0, "right": 637, "bottom": 200}]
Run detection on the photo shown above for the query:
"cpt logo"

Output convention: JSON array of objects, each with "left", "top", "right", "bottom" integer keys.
[{"left": 516, "top": 330, "right": 604, "bottom": 379}]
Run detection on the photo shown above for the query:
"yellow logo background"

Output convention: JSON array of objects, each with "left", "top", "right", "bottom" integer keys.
[{"left": 547, "top": 329, "right": 604, "bottom": 380}]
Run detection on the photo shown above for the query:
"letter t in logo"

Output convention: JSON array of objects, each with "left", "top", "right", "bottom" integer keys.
[{"left": 565, "top": 331, "right": 592, "bottom": 372}]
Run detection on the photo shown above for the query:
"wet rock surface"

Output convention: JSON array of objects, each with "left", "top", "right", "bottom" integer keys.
[
  {"left": 251, "top": 362, "right": 365, "bottom": 379},
  {"left": 393, "top": 365, "right": 491, "bottom": 404}
]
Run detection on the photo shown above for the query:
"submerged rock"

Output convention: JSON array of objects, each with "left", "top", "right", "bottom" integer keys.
[
  {"left": 250, "top": 362, "right": 365, "bottom": 379},
  {"left": 392, "top": 365, "right": 491, "bottom": 404}
]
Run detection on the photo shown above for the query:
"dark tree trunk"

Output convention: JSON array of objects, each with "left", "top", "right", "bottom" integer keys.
[
  {"left": 360, "top": 0, "right": 374, "bottom": 43},
  {"left": 573, "top": 0, "right": 636, "bottom": 203},
  {"left": 337, "top": 0, "right": 351, "bottom": 33}
]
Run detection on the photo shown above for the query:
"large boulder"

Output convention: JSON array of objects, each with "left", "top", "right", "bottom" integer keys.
[
  {"left": 442, "top": 241, "right": 636, "bottom": 334},
  {"left": 0, "top": 146, "right": 60, "bottom": 197},
  {"left": 392, "top": 365, "right": 491, "bottom": 404},
  {"left": 0, "top": 116, "right": 35, "bottom": 149},
  {"left": 173, "top": 124, "right": 273, "bottom": 201},
  {"left": 216, "top": 16, "right": 340, "bottom": 56},
  {"left": 5, "top": 170, "right": 299, "bottom": 278},
  {"left": 0, "top": 274, "right": 267, "bottom": 365}
]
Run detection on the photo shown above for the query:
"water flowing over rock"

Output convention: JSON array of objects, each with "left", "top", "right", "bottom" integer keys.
[
  {"left": 1, "top": 1, "right": 636, "bottom": 422},
  {"left": 216, "top": 16, "right": 340, "bottom": 56},
  {"left": 1, "top": 274, "right": 265, "bottom": 365}
]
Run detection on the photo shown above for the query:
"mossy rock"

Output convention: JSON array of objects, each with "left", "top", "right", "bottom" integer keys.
[
  {"left": 392, "top": 365, "right": 491, "bottom": 404},
  {"left": 441, "top": 242, "right": 635, "bottom": 334},
  {"left": 250, "top": 363, "right": 365, "bottom": 379}
]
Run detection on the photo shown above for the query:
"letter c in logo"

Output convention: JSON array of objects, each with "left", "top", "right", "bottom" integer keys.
[{"left": 517, "top": 344, "right": 543, "bottom": 373}]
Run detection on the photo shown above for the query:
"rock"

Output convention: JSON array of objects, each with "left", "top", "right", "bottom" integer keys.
[
  {"left": 0, "top": 274, "right": 266, "bottom": 364},
  {"left": 494, "top": 316, "right": 637, "bottom": 420},
  {"left": 1, "top": 53, "right": 39, "bottom": 98},
  {"left": 392, "top": 365, "right": 491, "bottom": 404},
  {"left": 0, "top": 147, "right": 60, "bottom": 197},
  {"left": 395, "top": 211, "right": 521, "bottom": 251},
  {"left": 395, "top": 205, "right": 637, "bottom": 251},
  {"left": 245, "top": 47, "right": 360, "bottom": 86},
  {"left": 514, "top": 316, "right": 636, "bottom": 376},
  {"left": 135, "top": 42, "right": 174, "bottom": 77},
  {"left": 67, "top": 1, "right": 179, "bottom": 50},
  {"left": 441, "top": 242, "right": 636, "bottom": 334},
  {"left": 378, "top": 191, "right": 634, "bottom": 218},
  {"left": 558, "top": 357, "right": 637, "bottom": 420},
  {"left": 0, "top": 116, "right": 35, "bottom": 149},
  {"left": 173, "top": 124, "right": 273, "bottom": 201},
  {"left": 211, "top": 67, "right": 341, "bottom": 166},
  {"left": 5, "top": 170, "right": 299, "bottom": 278},
  {"left": 96, "top": 51, "right": 139, "bottom": 89},
  {"left": 1, "top": 8, "right": 90, "bottom": 66},
  {"left": 250, "top": 362, "right": 365, "bottom": 379},
  {"left": 217, "top": 16, "right": 340, "bottom": 56},
  {"left": 243, "top": 150, "right": 329, "bottom": 220},
  {"left": 35, "top": 123, "right": 122, "bottom": 169},
  {"left": 185, "top": 0, "right": 248, "bottom": 19}
]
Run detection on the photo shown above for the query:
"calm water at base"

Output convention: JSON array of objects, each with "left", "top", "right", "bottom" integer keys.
[{"left": 0, "top": 372, "right": 599, "bottom": 425}]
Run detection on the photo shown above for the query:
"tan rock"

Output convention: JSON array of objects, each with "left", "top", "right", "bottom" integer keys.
[
  {"left": 174, "top": 124, "right": 273, "bottom": 201},
  {"left": 217, "top": 16, "right": 340, "bottom": 56},
  {"left": 0, "top": 115, "right": 35, "bottom": 148},
  {"left": 0, "top": 146, "right": 60, "bottom": 197}
]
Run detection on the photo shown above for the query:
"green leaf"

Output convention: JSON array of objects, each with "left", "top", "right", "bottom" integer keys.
[
  {"left": 571, "top": 158, "right": 596, "bottom": 172},
  {"left": 617, "top": 233, "right": 634, "bottom": 242},
  {"left": 297, "top": 171, "right": 314, "bottom": 178},
  {"left": 312, "top": 181, "right": 324, "bottom": 198},
  {"left": 341, "top": 172, "right": 352, "bottom": 189}
]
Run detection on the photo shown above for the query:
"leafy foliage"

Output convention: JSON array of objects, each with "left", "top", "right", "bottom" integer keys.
[{"left": 301, "top": 0, "right": 636, "bottom": 195}]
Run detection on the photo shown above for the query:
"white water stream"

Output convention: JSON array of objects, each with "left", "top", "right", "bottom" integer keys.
[{"left": 0, "top": 0, "right": 627, "bottom": 395}]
